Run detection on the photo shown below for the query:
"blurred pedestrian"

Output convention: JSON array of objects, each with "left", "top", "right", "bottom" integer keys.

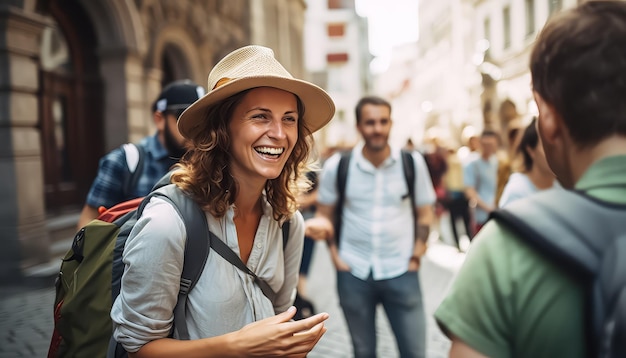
[
  {"left": 110, "top": 45, "right": 334, "bottom": 356},
  {"left": 442, "top": 145, "right": 471, "bottom": 250},
  {"left": 306, "top": 95, "right": 436, "bottom": 358},
  {"left": 423, "top": 136, "right": 449, "bottom": 220},
  {"left": 463, "top": 130, "right": 500, "bottom": 237},
  {"left": 435, "top": 2, "right": 626, "bottom": 357},
  {"left": 77, "top": 79, "right": 205, "bottom": 228},
  {"left": 498, "top": 118, "right": 559, "bottom": 208}
]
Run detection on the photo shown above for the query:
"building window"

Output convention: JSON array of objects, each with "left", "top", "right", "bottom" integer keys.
[
  {"left": 525, "top": 0, "right": 535, "bottom": 36},
  {"left": 328, "top": 0, "right": 354, "bottom": 9},
  {"left": 327, "top": 52, "right": 349, "bottom": 63},
  {"left": 549, "top": 0, "right": 563, "bottom": 16},
  {"left": 327, "top": 23, "right": 345, "bottom": 37},
  {"left": 503, "top": 5, "right": 511, "bottom": 49}
]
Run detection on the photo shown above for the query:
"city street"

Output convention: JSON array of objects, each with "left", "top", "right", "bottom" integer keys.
[{"left": 0, "top": 214, "right": 466, "bottom": 358}]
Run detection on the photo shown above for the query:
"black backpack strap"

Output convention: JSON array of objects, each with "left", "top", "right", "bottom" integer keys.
[
  {"left": 400, "top": 150, "right": 418, "bottom": 237},
  {"left": 334, "top": 151, "right": 352, "bottom": 247},
  {"left": 489, "top": 188, "right": 626, "bottom": 357},
  {"left": 122, "top": 143, "right": 145, "bottom": 198},
  {"left": 282, "top": 219, "right": 290, "bottom": 250}
]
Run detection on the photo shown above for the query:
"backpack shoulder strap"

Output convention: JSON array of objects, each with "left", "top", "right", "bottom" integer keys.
[
  {"left": 490, "top": 188, "right": 626, "bottom": 356},
  {"left": 401, "top": 150, "right": 418, "bottom": 234},
  {"left": 122, "top": 143, "right": 145, "bottom": 197},
  {"left": 282, "top": 219, "right": 290, "bottom": 250},
  {"left": 140, "top": 184, "right": 209, "bottom": 341},
  {"left": 490, "top": 189, "right": 626, "bottom": 275},
  {"left": 334, "top": 150, "right": 352, "bottom": 247}
]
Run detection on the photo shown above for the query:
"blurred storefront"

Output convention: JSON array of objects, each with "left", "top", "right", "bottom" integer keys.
[{"left": 0, "top": 0, "right": 308, "bottom": 280}]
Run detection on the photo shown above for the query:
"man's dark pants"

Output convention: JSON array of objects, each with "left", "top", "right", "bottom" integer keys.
[{"left": 337, "top": 270, "right": 426, "bottom": 358}]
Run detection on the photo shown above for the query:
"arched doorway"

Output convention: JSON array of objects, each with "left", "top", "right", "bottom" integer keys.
[
  {"left": 38, "top": 0, "right": 104, "bottom": 213},
  {"left": 161, "top": 43, "right": 197, "bottom": 87}
]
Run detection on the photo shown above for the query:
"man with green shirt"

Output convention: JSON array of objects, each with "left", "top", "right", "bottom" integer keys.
[{"left": 434, "top": 1, "right": 626, "bottom": 357}]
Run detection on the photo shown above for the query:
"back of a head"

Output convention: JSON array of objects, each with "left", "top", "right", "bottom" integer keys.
[{"left": 530, "top": 0, "right": 626, "bottom": 147}]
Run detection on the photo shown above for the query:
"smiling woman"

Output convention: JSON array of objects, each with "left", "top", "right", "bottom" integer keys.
[{"left": 109, "top": 45, "right": 336, "bottom": 357}]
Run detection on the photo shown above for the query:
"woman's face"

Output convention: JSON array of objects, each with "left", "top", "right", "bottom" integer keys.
[{"left": 228, "top": 87, "right": 299, "bottom": 185}]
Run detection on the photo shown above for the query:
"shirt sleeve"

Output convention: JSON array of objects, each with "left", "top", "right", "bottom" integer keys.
[
  {"left": 86, "top": 148, "right": 128, "bottom": 209},
  {"left": 111, "top": 197, "right": 186, "bottom": 353},
  {"left": 463, "top": 159, "right": 477, "bottom": 189},
  {"left": 434, "top": 221, "right": 515, "bottom": 358},
  {"left": 411, "top": 151, "right": 437, "bottom": 206},
  {"left": 317, "top": 152, "right": 342, "bottom": 206}
]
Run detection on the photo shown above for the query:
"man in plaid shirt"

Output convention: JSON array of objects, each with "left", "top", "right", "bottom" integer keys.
[{"left": 77, "top": 80, "right": 204, "bottom": 228}]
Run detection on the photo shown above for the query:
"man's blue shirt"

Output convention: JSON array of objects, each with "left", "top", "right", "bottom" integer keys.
[{"left": 86, "top": 134, "right": 177, "bottom": 209}]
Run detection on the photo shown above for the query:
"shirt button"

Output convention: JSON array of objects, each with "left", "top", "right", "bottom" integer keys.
[{"left": 256, "top": 243, "right": 262, "bottom": 249}]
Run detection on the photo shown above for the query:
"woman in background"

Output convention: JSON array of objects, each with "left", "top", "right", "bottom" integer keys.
[{"left": 498, "top": 118, "right": 559, "bottom": 208}]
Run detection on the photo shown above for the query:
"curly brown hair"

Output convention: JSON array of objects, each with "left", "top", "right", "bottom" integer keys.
[{"left": 170, "top": 88, "right": 313, "bottom": 221}]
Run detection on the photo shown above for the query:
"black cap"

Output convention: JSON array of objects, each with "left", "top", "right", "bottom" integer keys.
[{"left": 152, "top": 79, "right": 205, "bottom": 113}]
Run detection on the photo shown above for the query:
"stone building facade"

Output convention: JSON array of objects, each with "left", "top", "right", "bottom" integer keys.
[{"left": 0, "top": 0, "right": 307, "bottom": 281}]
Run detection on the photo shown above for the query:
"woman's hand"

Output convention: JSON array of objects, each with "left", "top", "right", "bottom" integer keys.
[{"left": 228, "top": 306, "right": 329, "bottom": 357}]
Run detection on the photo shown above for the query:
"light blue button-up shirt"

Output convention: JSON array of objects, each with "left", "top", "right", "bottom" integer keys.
[
  {"left": 463, "top": 154, "right": 499, "bottom": 224},
  {"left": 318, "top": 144, "right": 436, "bottom": 281}
]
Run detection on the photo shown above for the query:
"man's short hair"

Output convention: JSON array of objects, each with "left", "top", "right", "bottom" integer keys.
[
  {"left": 481, "top": 129, "right": 501, "bottom": 143},
  {"left": 355, "top": 96, "right": 391, "bottom": 124},
  {"left": 530, "top": 0, "right": 626, "bottom": 147}
]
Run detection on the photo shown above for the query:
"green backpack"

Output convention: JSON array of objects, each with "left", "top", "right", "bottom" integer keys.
[{"left": 48, "top": 182, "right": 290, "bottom": 358}]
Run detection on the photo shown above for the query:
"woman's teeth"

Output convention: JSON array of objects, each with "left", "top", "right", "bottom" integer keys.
[{"left": 255, "top": 147, "right": 284, "bottom": 156}]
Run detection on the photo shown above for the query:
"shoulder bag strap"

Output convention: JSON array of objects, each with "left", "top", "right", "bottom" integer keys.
[
  {"left": 122, "top": 143, "right": 145, "bottom": 198},
  {"left": 401, "top": 150, "right": 418, "bottom": 237},
  {"left": 334, "top": 151, "right": 352, "bottom": 247}
]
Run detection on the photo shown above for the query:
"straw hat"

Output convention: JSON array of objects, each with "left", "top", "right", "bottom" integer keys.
[{"left": 178, "top": 45, "right": 335, "bottom": 139}]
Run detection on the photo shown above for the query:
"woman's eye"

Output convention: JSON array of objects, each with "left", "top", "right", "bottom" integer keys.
[
  {"left": 252, "top": 113, "right": 267, "bottom": 120},
  {"left": 284, "top": 116, "right": 297, "bottom": 122}
]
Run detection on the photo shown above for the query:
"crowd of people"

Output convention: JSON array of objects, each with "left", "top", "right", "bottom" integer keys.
[{"left": 71, "top": 1, "right": 625, "bottom": 357}]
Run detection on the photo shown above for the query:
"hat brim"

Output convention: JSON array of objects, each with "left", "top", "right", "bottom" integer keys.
[{"left": 178, "top": 75, "right": 335, "bottom": 139}]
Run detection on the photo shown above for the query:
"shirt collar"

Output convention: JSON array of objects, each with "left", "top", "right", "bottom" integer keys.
[
  {"left": 353, "top": 141, "right": 401, "bottom": 171},
  {"left": 227, "top": 190, "right": 280, "bottom": 223},
  {"left": 144, "top": 133, "right": 169, "bottom": 160},
  {"left": 575, "top": 155, "right": 626, "bottom": 193}
]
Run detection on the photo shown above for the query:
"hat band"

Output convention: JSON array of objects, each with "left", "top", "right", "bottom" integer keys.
[{"left": 213, "top": 77, "right": 232, "bottom": 90}]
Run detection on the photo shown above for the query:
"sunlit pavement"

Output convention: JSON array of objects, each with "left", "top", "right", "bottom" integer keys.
[{"left": 0, "top": 213, "right": 467, "bottom": 358}]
